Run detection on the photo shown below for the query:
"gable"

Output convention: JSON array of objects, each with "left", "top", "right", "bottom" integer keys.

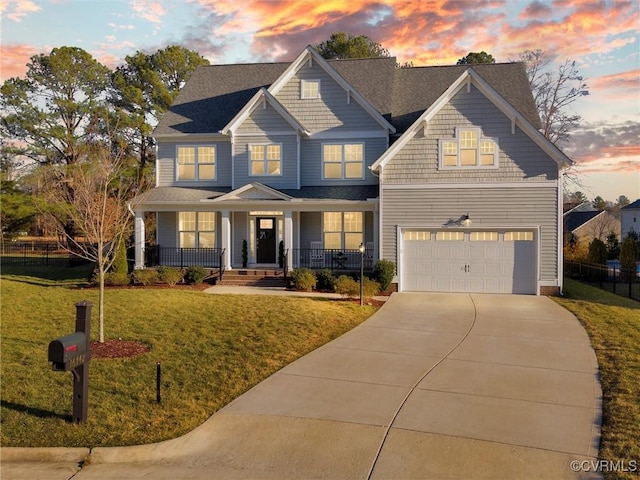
[{"left": 210, "top": 183, "right": 293, "bottom": 202}]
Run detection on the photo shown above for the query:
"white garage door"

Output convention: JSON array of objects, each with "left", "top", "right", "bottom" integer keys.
[{"left": 401, "top": 230, "right": 536, "bottom": 294}]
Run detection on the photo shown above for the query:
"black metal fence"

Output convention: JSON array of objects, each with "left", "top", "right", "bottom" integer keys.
[
  {"left": 291, "top": 248, "right": 375, "bottom": 271},
  {"left": 565, "top": 260, "right": 640, "bottom": 301},
  {"left": 144, "top": 246, "right": 225, "bottom": 280},
  {"left": 0, "top": 241, "right": 82, "bottom": 266}
]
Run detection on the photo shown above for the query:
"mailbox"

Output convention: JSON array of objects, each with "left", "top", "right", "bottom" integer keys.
[{"left": 48, "top": 332, "right": 87, "bottom": 371}]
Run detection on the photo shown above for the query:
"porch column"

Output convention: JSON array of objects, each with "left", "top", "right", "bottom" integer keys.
[
  {"left": 284, "top": 210, "right": 293, "bottom": 270},
  {"left": 372, "top": 206, "right": 379, "bottom": 261},
  {"left": 221, "top": 210, "right": 232, "bottom": 270},
  {"left": 134, "top": 211, "right": 145, "bottom": 269}
]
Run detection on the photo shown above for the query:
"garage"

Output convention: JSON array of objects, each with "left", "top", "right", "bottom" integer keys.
[{"left": 400, "top": 229, "right": 537, "bottom": 294}]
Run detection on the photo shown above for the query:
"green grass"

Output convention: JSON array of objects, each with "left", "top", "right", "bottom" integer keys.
[
  {"left": 1, "top": 265, "right": 377, "bottom": 448},
  {"left": 553, "top": 279, "right": 640, "bottom": 480}
]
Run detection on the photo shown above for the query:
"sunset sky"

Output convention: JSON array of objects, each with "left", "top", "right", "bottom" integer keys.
[{"left": 1, "top": 0, "right": 638, "bottom": 202}]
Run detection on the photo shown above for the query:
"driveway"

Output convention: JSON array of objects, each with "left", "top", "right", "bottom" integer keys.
[{"left": 2, "top": 293, "right": 601, "bottom": 479}]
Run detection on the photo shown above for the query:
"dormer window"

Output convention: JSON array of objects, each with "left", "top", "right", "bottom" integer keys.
[
  {"left": 439, "top": 128, "right": 498, "bottom": 169},
  {"left": 301, "top": 79, "right": 320, "bottom": 99}
]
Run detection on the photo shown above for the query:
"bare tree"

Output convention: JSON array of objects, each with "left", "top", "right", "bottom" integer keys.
[{"left": 39, "top": 122, "right": 138, "bottom": 342}]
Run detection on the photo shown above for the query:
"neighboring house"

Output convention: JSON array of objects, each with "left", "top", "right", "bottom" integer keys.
[
  {"left": 131, "top": 46, "right": 571, "bottom": 295},
  {"left": 621, "top": 199, "right": 640, "bottom": 239},
  {"left": 563, "top": 206, "right": 620, "bottom": 246}
]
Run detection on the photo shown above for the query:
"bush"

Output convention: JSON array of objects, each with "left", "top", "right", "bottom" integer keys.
[
  {"left": 315, "top": 269, "right": 336, "bottom": 291},
  {"left": 157, "top": 266, "right": 183, "bottom": 286},
  {"left": 362, "top": 277, "right": 381, "bottom": 300},
  {"left": 588, "top": 239, "right": 607, "bottom": 265},
  {"left": 103, "top": 271, "right": 130, "bottom": 286},
  {"left": 334, "top": 275, "right": 359, "bottom": 298},
  {"left": 292, "top": 267, "right": 316, "bottom": 291},
  {"left": 184, "top": 265, "right": 207, "bottom": 285},
  {"left": 110, "top": 239, "right": 129, "bottom": 275},
  {"left": 373, "top": 259, "right": 395, "bottom": 291},
  {"left": 620, "top": 237, "right": 638, "bottom": 281},
  {"left": 132, "top": 269, "right": 159, "bottom": 286}
]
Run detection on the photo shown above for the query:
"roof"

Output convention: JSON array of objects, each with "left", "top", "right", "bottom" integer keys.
[
  {"left": 621, "top": 199, "right": 640, "bottom": 210},
  {"left": 154, "top": 55, "right": 541, "bottom": 137},
  {"left": 564, "top": 210, "right": 603, "bottom": 232}
]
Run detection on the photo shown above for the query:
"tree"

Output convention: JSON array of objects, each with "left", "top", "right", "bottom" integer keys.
[
  {"left": 0, "top": 47, "right": 111, "bottom": 167},
  {"left": 110, "top": 46, "right": 209, "bottom": 170},
  {"left": 592, "top": 196, "right": 607, "bottom": 211},
  {"left": 315, "top": 33, "right": 390, "bottom": 60},
  {"left": 616, "top": 195, "right": 630, "bottom": 208},
  {"left": 606, "top": 232, "right": 620, "bottom": 260},
  {"left": 587, "top": 238, "right": 607, "bottom": 265},
  {"left": 457, "top": 51, "right": 495, "bottom": 65},
  {"left": 0, "top": 176, "right": 37, "bottom": 241},
  {"left": 518, "top": 49, "right": 588, "bottom": 146},
  {"left": 619, "top": 236, "right": 638, "bottom": 281},
  {"left": 38, "top": 119, "right": 138, "bottom": 342},
  {"left": 567, "top": 191, "right": 588, "bottom": 205}
]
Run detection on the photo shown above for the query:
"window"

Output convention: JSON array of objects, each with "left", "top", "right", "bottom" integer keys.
[
  {"left": 323, "top": 143, "right": 364, "bottom": 179},
  {"left": 323, "top": 212, "right": 363, "bottom": 249},
  {"left": 250, "top": 144, "right": 281, "bottom": 176},
  {"left": 301, "top": 79, "right": 320, "bottom": 99},
  {"left": 470, "top": 231, "right": 498, "bottom": 241},
  {"left": 179, "top": 212, "right": 216, "bottom": 248},
  {"left": 177, "top": 146, "right": 216, "bottom": 180},
  {"left": 403, "top": 231, "right": 431, "bottom": 241},
  {"left": 505, "top": 231, "right": 534, "bottom": 241},
  {"left": 439, "top": 128, "right": 498, "bottom": 168},
  {"left": 436, "top": 231, "right": 465, "bottom": 241}
]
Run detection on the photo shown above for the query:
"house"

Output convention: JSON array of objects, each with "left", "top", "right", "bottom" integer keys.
[
  {"left": 621, "top": 199, "right": 640, "bottom": 239},
  {"left": 563, "top": 203, "right": 620, "bottom": 246},
  {"left": 131, "top": 46, "right": 571, "bottom": 295}
]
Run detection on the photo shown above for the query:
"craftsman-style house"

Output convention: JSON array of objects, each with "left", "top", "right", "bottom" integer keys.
[{"left": 131, "top": 46, "right": 571, "bottom": 295}]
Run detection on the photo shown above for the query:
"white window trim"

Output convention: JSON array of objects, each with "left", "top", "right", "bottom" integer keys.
[
  {"left": 301, "top": 79, "right": 321, "bottom": 99},
  {"left": 178, "top": 212, "right": 217, "bottom": 248},
  {"left": 322, "top": 212, "right": 364, "bottom": 250},
  {"left": 321, "top": 142, "right": 365, "bottom": 180},
  {"left": 175, "top": 145, "right": 217, "bottom": 181},
  {"left": 248, "top": 143, "right": 283, "bottom": 177},
  {"left": 438, "top": 127, "right": 499, "bottom": 170}
]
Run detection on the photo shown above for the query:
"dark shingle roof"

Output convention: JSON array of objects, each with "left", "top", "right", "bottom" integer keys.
[
  {"left": 133, "top": 186, "right": 232, "bottom": 204},
  {"left": 564, "top": 211, "right": 603, "bottom": 232},
  {"left": 154, "top": 56, "right": 541, "bottom": 137},
  {"left": 281, "top": 185, "right": 379, "bottom": 200},
  {"left": 622, "top": 199, "right": 640, "bottom": 210}
]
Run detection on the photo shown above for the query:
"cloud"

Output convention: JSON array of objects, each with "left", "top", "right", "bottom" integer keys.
[
  {"left": 130, "top": 0, "right": 166, "bottom": 24},
  {"left": 590, "top": 69, "right": 640, "bottom": 99},
  {"left": 1, "top": 0, "right": 40, "bottom": 22},
  {"left": 0, "top": 43, "right": 41, "bottom": 80}
]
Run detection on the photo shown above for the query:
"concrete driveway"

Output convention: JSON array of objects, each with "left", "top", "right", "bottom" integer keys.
[{"left": 2, "top": 293, "right": 602, "bottom": 479}]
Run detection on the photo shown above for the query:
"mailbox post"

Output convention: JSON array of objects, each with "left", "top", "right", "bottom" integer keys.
[{"left": 48, "top": 301, "right": 92, "bottom": 423}]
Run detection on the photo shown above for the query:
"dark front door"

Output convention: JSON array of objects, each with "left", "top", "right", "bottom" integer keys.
[{"left": 256, "top": 217, "right": 276, "bottom": 264}]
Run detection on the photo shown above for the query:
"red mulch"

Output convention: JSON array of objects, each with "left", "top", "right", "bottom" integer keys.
[{"left": 91, "top": 340, "right": 150, "bottom": 359}]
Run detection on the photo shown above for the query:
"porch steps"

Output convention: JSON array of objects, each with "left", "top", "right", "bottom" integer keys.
[{"left": 216, "top": 269, "right": 287, "bottom": 287}]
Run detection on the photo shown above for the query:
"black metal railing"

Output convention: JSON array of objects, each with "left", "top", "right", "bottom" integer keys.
[
  {"left": 145, "top": 246, "right": 225, "bottom": 270},
  {"left": 291, "top": 248, "right": 375, "bottom": 271},
  {"left": 565, "top": 260, "right": 640, "bottom": 301}
]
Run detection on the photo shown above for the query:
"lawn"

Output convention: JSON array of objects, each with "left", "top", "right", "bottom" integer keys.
[
  {"left": 553, "top": 279, "right": 640, "bottom": 480},
  {"left": 0, "top": 264, "right": 378, "bottom": 448}
]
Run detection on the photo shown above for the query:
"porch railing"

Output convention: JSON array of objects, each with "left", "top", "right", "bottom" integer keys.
[
  {"left": 291, "top": 248, "right": 374, "bottom": 271},
  {"left": 145, "top": 246, "right": 225, "bottom": 278}
]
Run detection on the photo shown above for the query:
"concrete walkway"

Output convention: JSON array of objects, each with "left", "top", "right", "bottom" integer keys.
[{"left": 2, "top": 293, "right": 602, "bottom": 479}]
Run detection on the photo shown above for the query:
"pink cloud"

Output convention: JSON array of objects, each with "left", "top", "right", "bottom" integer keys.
[
  {"left": 130, "top": 0, "right": 166, "bottom": 24},
  {"left": 0, "top": 43, "right": 41, "bottom": 80},
  {"left": 2, "top": 0, "right": 41, "bottom": 22}
]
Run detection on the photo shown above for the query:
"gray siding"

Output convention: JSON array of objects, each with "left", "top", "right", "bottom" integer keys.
[
  {"left": 383, "top": 85, "right": 558, "bottom": 185},
  {"left": 300, "top": 136, "right": 386, "bottom": 187},
  {"left": 233, "top": 133, "right": 298, "bottom": 189},
  {"left": 232, "top": 212, "right": 248, "bottom": 266},
  {"left": 381, "top": 186, "right": 559, "bottom": 281},
  {"left": 275, "top": 63, "right": 383, "bottom": 133},
  {"left": 156, "top": 140, "right": 232, "bottom": 187},
  {"left": 157, "top": 211, "right": 177, "bottom": 248},
  {"left": 300, "top": 212, "right": 322, "bottom": 248},
  {"left": 237, "top": 102, "right": 296, "bottom": 134}
]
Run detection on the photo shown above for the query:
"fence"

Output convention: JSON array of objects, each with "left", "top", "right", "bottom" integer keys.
[
  {"left": 291, "top": 248, "right": 375, "bottom": 271},
  {"left": 144, "top": 246, "right": 226, "bottom": 280},
  {"left": 564, "top": 260, "right": 640, "bottom": 301},
  {"left": 0, "top": 241, "right": 82, "bottom": 266}
]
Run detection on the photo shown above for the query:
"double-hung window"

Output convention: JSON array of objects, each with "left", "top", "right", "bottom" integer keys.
[
  {"left": 250, "top": 144, "right": 282, "bottom": 176},
  {"left": 323, "top": 212, "right": 363, "bottom": 249},
  {"left": 178, "top": 212, "right": 216, "bottom": 248},
  {"left": 439, "top": 128, "right": 498, "bottom": 169},
  {"left": 177, "top": 146, "right": 216, "bottom": 180},
  {"left": 301, "top": 79, "right": 320, "bottom": 99},
  {"left": 323, "top": 143, "right": 364, "bottom": 179}
]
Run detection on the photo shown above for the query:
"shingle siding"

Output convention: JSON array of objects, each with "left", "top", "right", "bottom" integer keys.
[
  {"left": 381, "top": 186, "right": 559, "bottom": 282},
  {"left": 383, "top": 86, "right": 557, "bottom": 185}
]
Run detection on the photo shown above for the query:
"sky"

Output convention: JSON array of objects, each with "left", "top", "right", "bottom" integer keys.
[{"left": 1, "top": 0, "right": 639, "bottom": 203}]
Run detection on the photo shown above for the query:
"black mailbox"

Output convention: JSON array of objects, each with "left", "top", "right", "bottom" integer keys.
[{"left": 48, "top": 332, "right": 87, "bottom": 371}]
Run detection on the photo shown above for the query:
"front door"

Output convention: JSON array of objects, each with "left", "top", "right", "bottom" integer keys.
[{"left": 256, "top": 217, "right": 276, "bottom": 264}]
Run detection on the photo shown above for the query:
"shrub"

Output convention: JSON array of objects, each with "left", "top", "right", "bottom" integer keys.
[
  {"left": 362, "top": 277, "right": 381, "bottom": 300},
  {"left": 620, "top": 237, "right": 638, "bottom": 281},
  {"left": 110, "top": 239, "right": 129, "bottom": 275},
  {"left": 373, "top": 259, "right": 395, "bottom": 291},
  {"left": 315, "top": 269, "right": 336, "bottom": 291},
  {"left": 103, "top": 271, "right": 130, "bottom": 286},
  {"left": 132, "top": 269, "right": 159, "bottom": 286},
  {"left": 334, "top": 275, "right": 359, "bottom": 298},
  {"left": 157, "top": 266, "right": 183, "bottom": 286},
  {"left": 184, "top": 265, "right": 207, "bottom": 285},
  {"left": 292, "top": 267, "right": 316, "bottom": 291},
  {"left": 587, "top": 239, "right": 607, "bottom": 265},
  {"left": 242, "top": 240, "right": 248, "bottom": 268}
]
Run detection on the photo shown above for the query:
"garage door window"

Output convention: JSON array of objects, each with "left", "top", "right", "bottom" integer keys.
[
  {"left": 505, "top": 231, "right": 533, "bottom": 241},
  {"left": 436, "top": 231, "right": 464, "bottom": 241},
  {"left": 470, "top": 231, "right": 498, "bottom": 241},
  {"left": 403, "top": 231, "right": 431, "bottom": 241}
]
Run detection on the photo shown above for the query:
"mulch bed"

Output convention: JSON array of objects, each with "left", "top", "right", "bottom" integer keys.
[{"left": 91, "top": 340, "right": 151, "bottom": 359}]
